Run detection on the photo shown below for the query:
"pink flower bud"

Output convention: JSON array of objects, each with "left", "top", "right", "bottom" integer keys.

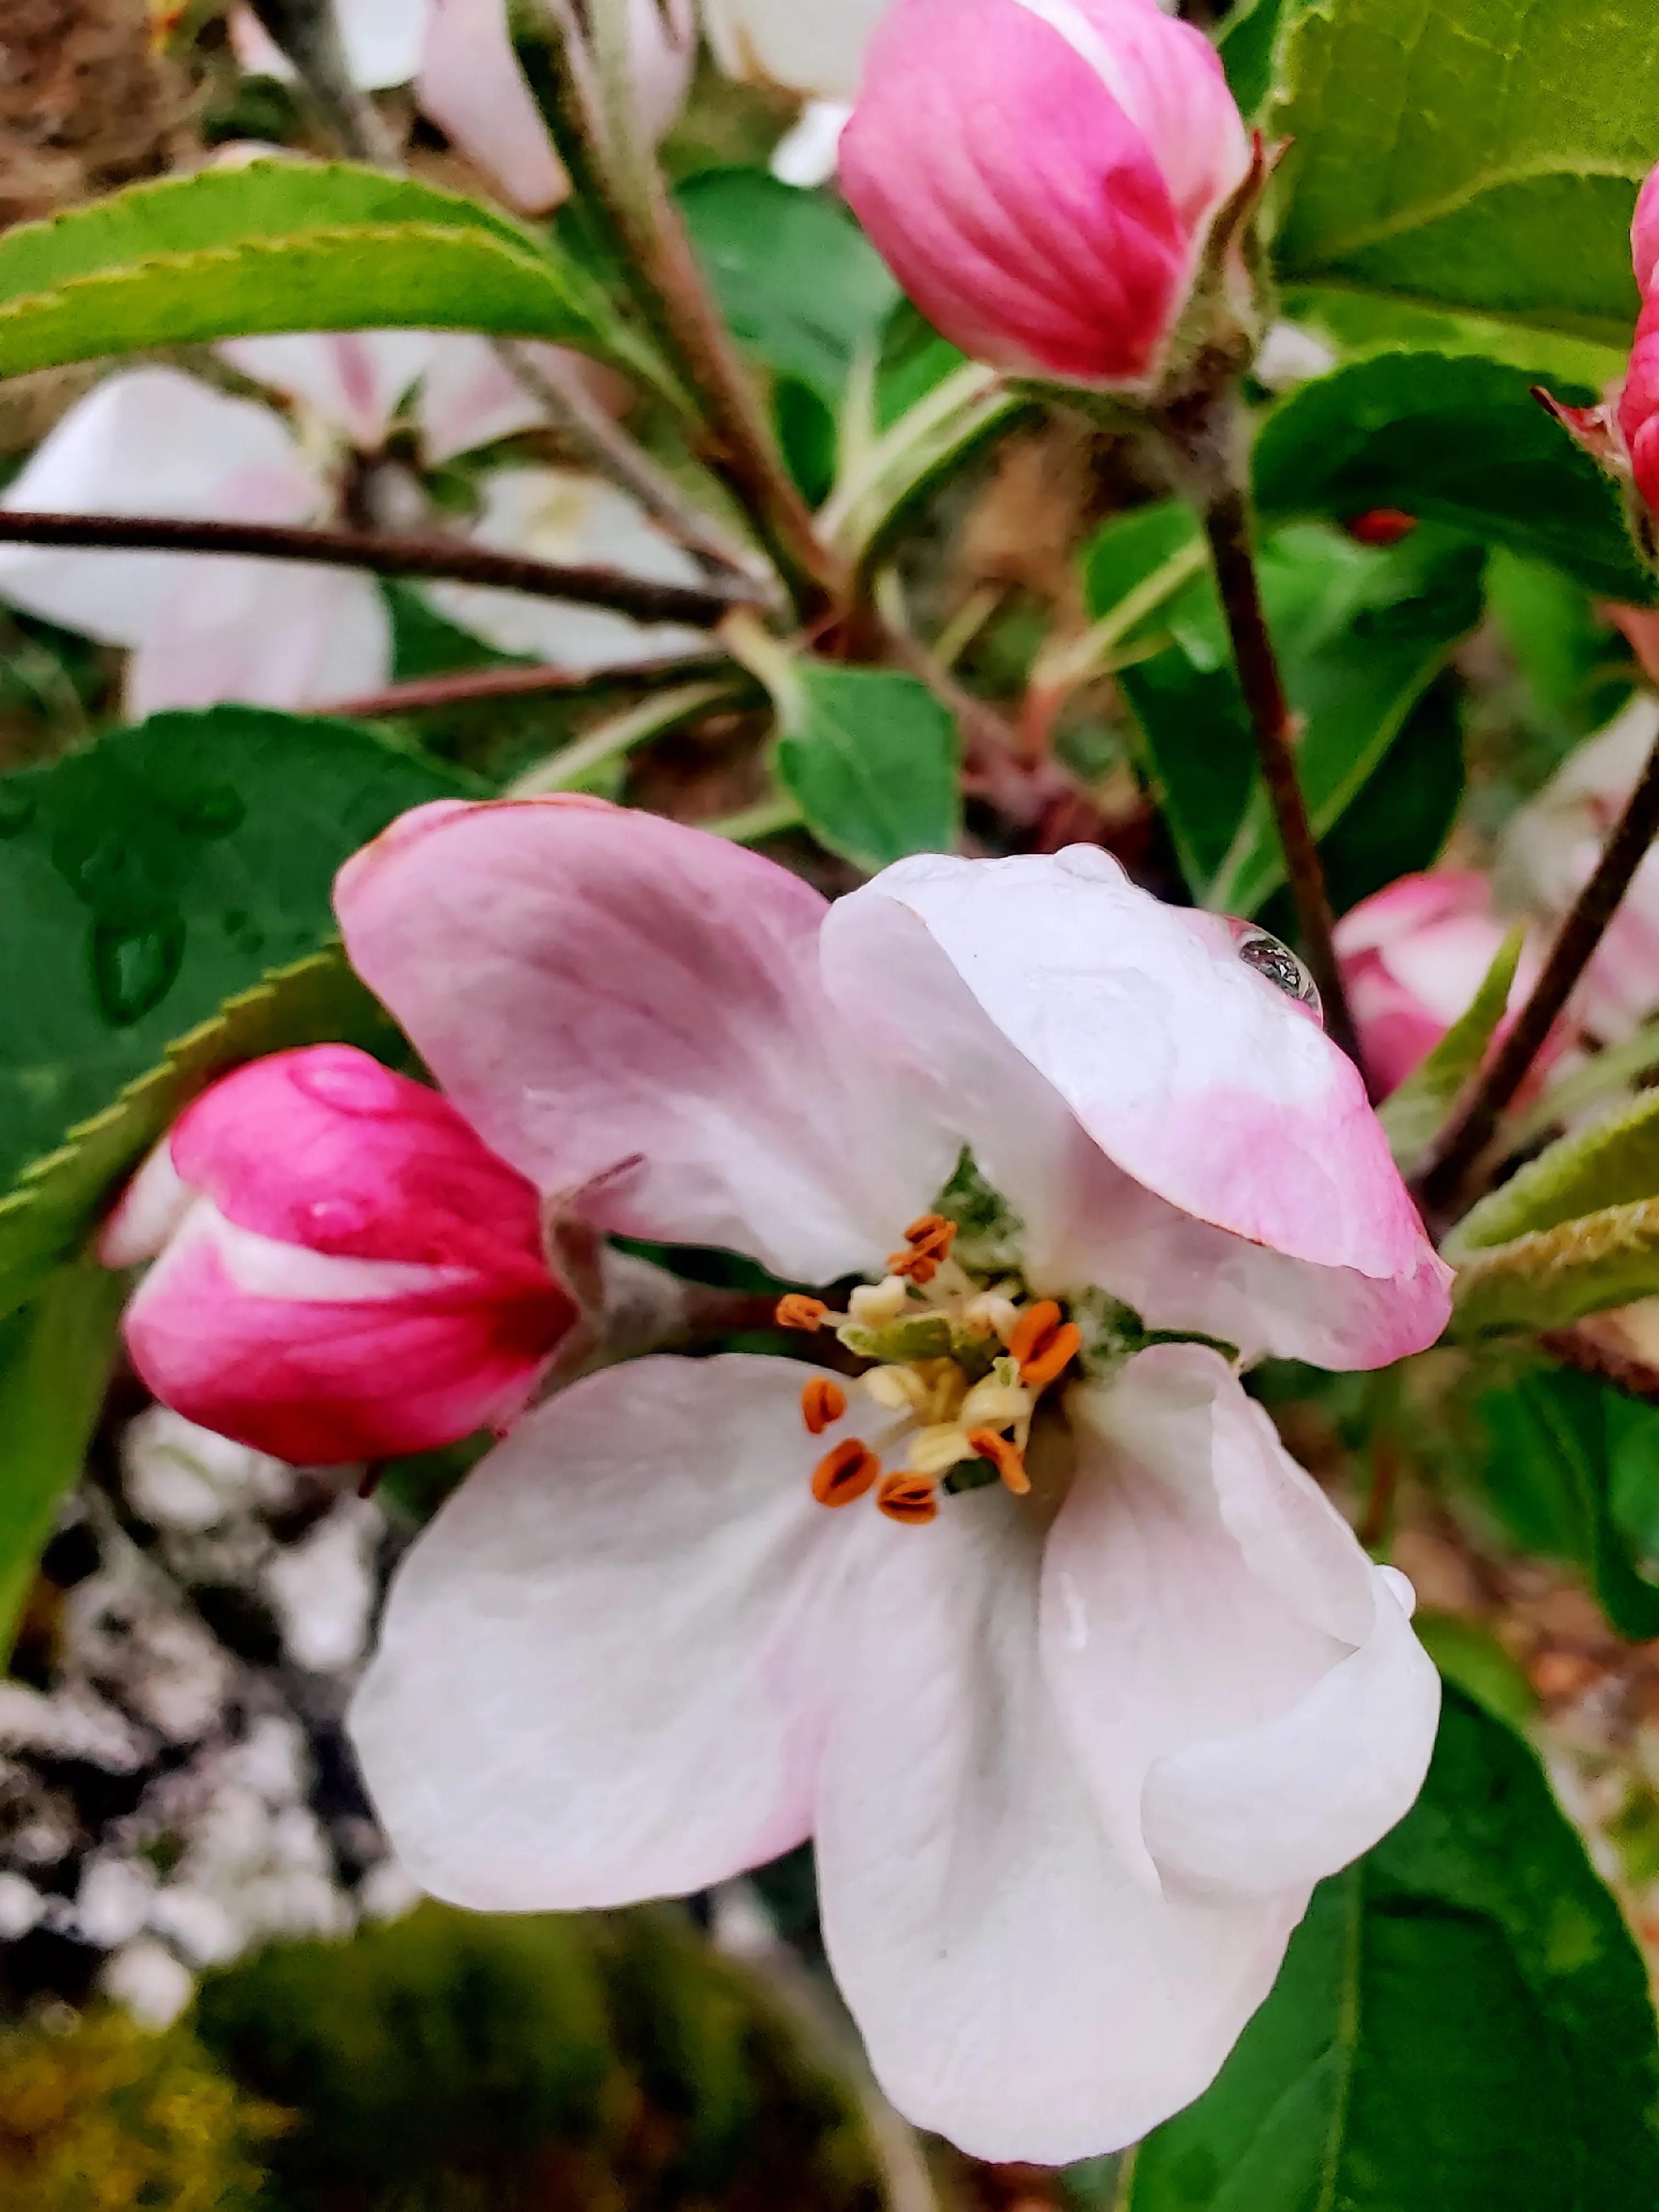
[
  {"left": 101, "top": 1047, "right": 576, "bottom": 1466},
  {"left": 840, "top": 0, "right": 1251, "bottom": 387},
  {"left": 1334, "top": 873, "right": 1536, "bottom": 1099},
  {"left": 1633, "top": 163, "right": 1659, "bottom": 300},
  {"left": 1618, "top": 295, "right": 1659, "bottom": 516}
]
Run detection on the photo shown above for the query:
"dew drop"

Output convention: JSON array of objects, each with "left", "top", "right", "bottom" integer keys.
[
  {"left": 306, "top": 1194, "right": 374, "bottom": 1239},
  {"left": 292, "top": 1050, "right": 404, "bottom": 1117},
  {"left": 91, "top": 913, "right": 185, "bottom": 1027}
]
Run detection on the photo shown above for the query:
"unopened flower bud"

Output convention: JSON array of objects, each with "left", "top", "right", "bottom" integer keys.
[
  {"left": 840, "top": 0, "right": 1251, "bottom": 389},
  {"left": 100, "top": 1046, "right": 576, "bottom": 1464}
]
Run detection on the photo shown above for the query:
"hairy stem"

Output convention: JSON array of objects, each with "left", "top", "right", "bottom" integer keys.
[
  {"left": 1418, "top": 725, "right": 1659, "bottom": 1217},
  {"left": 0, "top": 511, "right": 759, "bottom": 626},
  {"left": 1199, "top": 481, "right": 1364, "bottom": 1078}
]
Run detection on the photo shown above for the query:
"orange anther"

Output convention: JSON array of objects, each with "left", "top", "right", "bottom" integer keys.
[
  {"left": 776, "top": 1294, "right": 829, "bottom": 1332},
  {"left": 877, "top": 1471, "right": 940, "bottom": 1527},
  {"left": 888, "top": 1214, "right": 957, "bottom": 1284},
  {"left": 1008, "top": 1300, "right": 1063, "bottom": 1366},
  {"left": 1020, "top": 1322, "right": 1081, "bottom": 1391},
  {"left": 812, "top": 1438, "right": 881, "bottom": 1509},
  {"left": 801, "top": 1376, "right": 848, "bottom": 1436},
  {"left": 967, "top": 1427, "right": 1031, "bottom": 1496}
]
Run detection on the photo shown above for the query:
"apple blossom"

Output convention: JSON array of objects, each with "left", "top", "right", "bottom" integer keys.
[
  {"left": 101, "top": 1046, "right": 577, "bottom": 1465},
  {"left": 1334, "top": 871, "right": 1540, "bottom": 1098},
  {"left": 0, "top": 333, "right": 699, "bottom": 713},
  {"left": 840, "top": 0, "right": 1251, "bottom": 389},
  {"left": 1501, "top": 695, "right": 1659, "bottom": 1042},
  {"left": 340, "top": 799, "right": 1447, "bottom": 2161}
]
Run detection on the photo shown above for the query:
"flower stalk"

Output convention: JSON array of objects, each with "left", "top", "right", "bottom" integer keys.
[{"left": 1419, "top": 721, "right": 1659, "bottom": 1217}]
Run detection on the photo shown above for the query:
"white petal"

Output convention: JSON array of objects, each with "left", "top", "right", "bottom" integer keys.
[
  {"left": 232, "top": 0, "right": 430, "bottom": 88},
  {"left": 351, "top": 1356, "right": 874, "bottom": 1910},
  {"left": 0, "top": 369, "right": 319, "bottom": 648},
  {"left": 815, "top": 1479, "right": 1304, "bottom": 2164},
  {"left": 416, "top": 0, "right": 570, "bottom": 215},
  {"left": 125, "top": 563, "right": 391, "bottom": 716},
  {"left": 703, "top": 0, "right": 894, "bottom": 100},
  {"left": 1045, "top": 1346, "right": 1440, "bottom": 1899},
  {"left": 771, "top": 100, "right": 855, "bottom": 188},
  {"left": 425, "top": 467, "right": 706, "bottom": 670},
  {"left": 219, "top": 331, "right": 439, "bottom": 450}
]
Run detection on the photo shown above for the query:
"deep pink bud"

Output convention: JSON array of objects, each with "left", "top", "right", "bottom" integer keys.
[
  {"left": 840, "top": 0, "right": 1251, "bottom": 387},
  {"left": 1618, "top": 294, "right": 1659, "bottom": 516},
  {"left": 1334, "top": 872, "right": 1534, "bottom": 1099},
  {"left": 101, "top": 1047, "right": 576, "bottom": 1465},
  {"left": 1633, "top": 162, "right": 1659, "bottom": 300}
]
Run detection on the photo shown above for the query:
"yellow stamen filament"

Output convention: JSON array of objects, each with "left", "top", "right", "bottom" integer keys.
[
  {"left": 848, "top": 1276, "right": 911, "bottom": 1327},
  {"left": 864, "top": 1364, "right": 929, "bottom": 1413},
  {"left": 812, "top": 1438, "right": 882, "bottom": 1508},
  {"left": 878, "top": 1471, "right": 940, "bottom": 1526},
  {"left": 907, "top": 1423, "right": 978, "bottom": 1476},
  {"left": 959, "top": 1372, "right": 1031, "bottom": 1432},
  {"left": 801, "top": 1376, "right": 848, "bottom": 1436},
  {"left": 963, "top": 1291, "right": 1020, "bottom": 1344},
  {"left": 967, "top": 1427, "right": 1031, "bottom": 1496},
  {"left": 776, "top": 1294, "right": 830, "bottom": 1332},
  {"left": 1021, "top": 1321, "right": 1082, "bottom": 1391}
]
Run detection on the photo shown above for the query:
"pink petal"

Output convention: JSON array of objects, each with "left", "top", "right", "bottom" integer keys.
[
  {"left": 336, "top": 802, "right": 953, "bottom": 1282},
  {"left": 351, "top": 1355, "right": 870, "bottom": 1906},
  {"left": 417, "top": 0, "right": 569, "bottom": 216},
  {"left": 126, "top": 562, "right": 391, "bottom": 717},
  {"left": 121, "top": 1204, "right": 563, "bottom": 1463},
  {"left": 1044, "top": 1347, "right": 1439, "bottom": 1900},
  {"left": 815, "top": 1472, "right": 1303, "bottom": 2163},
  {"left": 219, "top": 331, "right": 438, "bottom": 451},
  {"left": 841, "top": 0, "right": 1245, "bottom": 387},
  {"left": 1336, "top": 872, "right": 1527, "bottom": 1097},
  {"left": 1635, "top": 160, "right": 1659, "bottom": 297},
  {"left": 0, "top": 369, "right": 318, "bottom": 649},
  {"left": 820, "top": 849, "right": 1451, "bottom": 1368}
]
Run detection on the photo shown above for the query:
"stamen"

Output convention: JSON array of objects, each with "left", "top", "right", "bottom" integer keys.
[
  {"left": 877, "top": 1471, "right": 940, "bottom": 1526},
  {"left": 848, "top": 1276, "right": 911, "bottom": 1327},
  {"left": 777, "top": 1294, "right": 830, "bottom": 1332},
  {"left": 967, "top": 1427, "right": 1031, "bottom": 1496},
  {"left": 888, "top": 1214, "right": 957, "bottom": 1285},
  {"left": 963, "top": 1291, "right": 1020, "bottom": 1344},
  {"left": 1021, "top": 1322, "right": 1082, "bottom": 1391},
  {"left": 864, "top": 1364, "right": 929, "bottom": 1412},
  {"left": 1009, "top": 1300, "right": 1063, "bottom": 1365},
  {"left": 812, "top": 1438, "right": 881, "bottom": 1508},
  {"left": 801, "top": 1377, "right": 848, "bottom": 1436},
  {"left": 907, "top": 1423, "right": 976, "bottom": 1476}
]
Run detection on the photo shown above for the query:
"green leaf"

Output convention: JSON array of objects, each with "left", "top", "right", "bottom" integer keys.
[
  {"left": 0, "top": 946, "right": 394, "bottom": 1325},
  {"left": 1253, "top": 353, "right": 1655, "bottom": 604},
  {"left": 1452, "top": 1088, "right": 1659, "bottom": 1256},
  {"left": 0, "top": 161, "right": 634, "bottom": 383},
  {"left": 761, "top": 659, "right": 960, "bottom": 872},
  {"left": 1451, "top": 1197, "right": 1659, "bottom": 1339},
  {"left": 0, "top": 1257, "right": 125, "bottom": 1662},
  {"left": 1413, "top": 1613, "right": 1539, "bottom": 1731},
  {"left": 1474, "top": 1366, "right": 1659, "bottom": 1641},
  {"left": 1282, "top": 286, "right": 1628, "bottom": 400},
  {"left": 1114, "top": 522, "right": 1482, "bottom": 914},
  {"left": 1271, "top": 0, "right": 1659, "bottom": 356},
  {"left": 0, "top": 706, "right": 470, "bottom": 1306},
  {"left": 1123, "top": 1688, "right": 1659, "bottom": 2211},
  {"left": 1378, "top": 927, "right": 1523, "bottom": 1169},
  {"left": 678, "top": 167, "right": 898, "bottom": 407},
  {"left": 1217, "top": 0, "right": 1310, "bottom": 119}
]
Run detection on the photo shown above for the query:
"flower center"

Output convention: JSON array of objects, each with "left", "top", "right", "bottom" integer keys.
[{"left": 775, "top": 1214, "right": 1083, "bottom": 1528}]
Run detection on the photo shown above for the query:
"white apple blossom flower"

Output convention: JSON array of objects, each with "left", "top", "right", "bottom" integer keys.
[
  {"left": 0, "top": 332, "right": 698, "bottom": 716},
  {"left": 340, "top": 803, "right": 1451, "bottom": 2163}
]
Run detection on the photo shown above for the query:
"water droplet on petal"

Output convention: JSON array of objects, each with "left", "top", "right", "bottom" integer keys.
[
  {"left": 1232, "top": 926, "right": 1323, "bottom": 1020},
  {"left": 306, "top": 1195, "right": 374, "bottom": 1239},
  {"left": 293, "top": 1052, "right": 404, "bottom": 1116}
]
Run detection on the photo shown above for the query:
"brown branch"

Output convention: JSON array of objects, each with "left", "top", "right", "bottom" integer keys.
[
  {"left": 328, "top": 652, "right": 727, "bottom": 719},
  {"left": 1199, "top": 483, "right": 1365, "bottom": 1080},
  {"left": 1418, "top": 724, "right": 1659, "bottom": 1217},
  {"left": 1539, "top": 1325, "right": 1659, "bottom": 1407},
  {"left": 0, "top": 510, "right": 759, "bottom": 628}
]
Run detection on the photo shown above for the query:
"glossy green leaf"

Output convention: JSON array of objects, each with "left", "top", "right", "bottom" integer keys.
[
  {"left": 0, "top": 707, "right": 470, "bottom": 1308},
  {"left": 1114, "top": 522, "right": 1482, "bottom": 915},
  {"left": 1124, "top": 1688, "right": 1659, "bottom": 2210},
  {"left": 1272, "top": 0, "right": 1659, "bottom": 355},
  {"left": 1217, "top": 0, "right": 1309, "bottom": 119},
  {"left": 0, "top": 1257, "right": 125, "bottom": 1661},
  {"left": 1474, "top": 1366, "right": 1659, "bottom": 1641},
  {"left": 1254, "top": 353, "right": 1653, "bottom": 604},
  {"left": 765, "top": 660, "right": 960, "bottom": 872},
  {"left": 1281, "top": 286, "right": 1628, "bottom": 399},
  {"left": 1451, "top": 1197, "right": 1659, "bottom": 1339},
  {"left": 1412, "top": 1613, "right": 1539, "bottom": 1731},
  {"left": 678, "top": 167, "right": 898, "bottom": 406},
  {"left": 0, "top": 946, "right": 394, "bottom": 1325},
  {"left": 0, "top": 160, "right": 636, "bottom": 382},
  {"left": 1379, "top": 927, "right": 1523, "bottom": 1170},
  {"left": 1452, "top": 1088, "right": 1659, "bottom": 1256}
]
